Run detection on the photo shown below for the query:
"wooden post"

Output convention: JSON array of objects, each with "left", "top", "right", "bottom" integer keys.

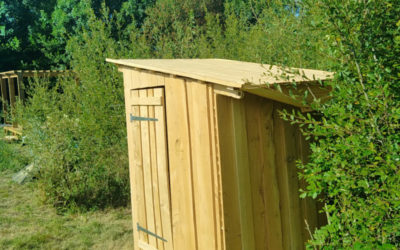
[
  {"left": 8, "top": 77, "right": 16, "bottom": 108},
  {"left": 0, "top": 77, "right": 7, "bottom": 123},
  {"left": 17, "top": 72, "right": 25, "bottom": 101},
  {"left": 8, "top": 77, "right": 17, "bottom": 127}
]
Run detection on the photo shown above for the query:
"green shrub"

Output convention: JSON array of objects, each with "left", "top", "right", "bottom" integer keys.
[
  {"left": 14, "top": 0, "right": 329, "bottom": 214},
  {"left": 283, "top": 0, "right": 400, "bottom": 248},
  {"left": 18, "top": 7, "right": 131, "bottom": 211}
]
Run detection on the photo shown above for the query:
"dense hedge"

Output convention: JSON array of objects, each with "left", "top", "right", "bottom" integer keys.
[{"left": 283, "top": 0, "right": 400, "bottom": 248}]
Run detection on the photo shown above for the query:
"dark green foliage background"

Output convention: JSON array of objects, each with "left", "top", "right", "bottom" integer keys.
[{"left": 1, "top": 0, "right": 399, "bottom": 247}]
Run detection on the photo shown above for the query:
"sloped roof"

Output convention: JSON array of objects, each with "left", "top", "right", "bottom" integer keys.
[{"left": 106, "top": 58, "right": 333, "bottom": 88}]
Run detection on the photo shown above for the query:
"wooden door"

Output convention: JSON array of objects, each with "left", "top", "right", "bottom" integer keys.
[{"left": 125, "top": 87, "right": 173, "bottom": 250}]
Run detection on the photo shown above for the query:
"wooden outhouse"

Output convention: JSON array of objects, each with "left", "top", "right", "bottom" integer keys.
[{"left": 107, "top": 59, "right": 332, "bottom": 250}]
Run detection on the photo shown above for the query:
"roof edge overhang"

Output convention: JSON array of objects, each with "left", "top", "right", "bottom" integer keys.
[
  {"left": 106, "top": 58, "right": 332, "bottom": 111},
  {"left": 242, "top": 82, "right": 332, "bottom": 111},
  {"left": 107, "top": 58, "right": 244, "bottom": 88}
]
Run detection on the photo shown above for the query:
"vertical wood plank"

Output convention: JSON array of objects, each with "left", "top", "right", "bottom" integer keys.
[
  {"left": 165, "top": 77, "right": 197, "bottom": 250},
  {"left": 186, "top": 80, "right": 216, "bottom": 250},
  {"left": 245, "top": 95, "right": 283, "bottom": 250},
  {"left": 298, "top": 128, "right": 318, "bottom": 243},
  {"left": 273, "top": 103, "right": 304, "bottom": 250},
  {"left": 139, "top": 89, "right": 157, "bottom": 247},
  {"left": 210, "top": 87, "right": 225, "bottom": 250},
  {"left": 217, "top": 95, "right": 242, "bottom": 250},
  {"left": 9, "top": 78, "right": 16, "bottom": 127},
  {"left": 154, "top": 87, "right": 174, "bottom": 250},
  {"left": 274, "top": 103, "right": 293, "bottom": 250},
  {"left": 244, "top": 96, "right": 266, "bottom": 250},
  {"left": 259, "top": 100, "right": 284, "bottom": 250},
  {"left": 147, "top": 88, "right": 164, "bottom": 250},
  {"left": 285, "top": 115, "right": 305, "bottom": 250},
  {"left": 122, "top": 69, "right": 140, "bottom": 250},
  {"left": 130, "top": 72, "right": 148, "bottom": 244},
  {"left": 8, "top": 78, "right": 16, "bottom": 108},
  {"left": 17, "top": 73, "right": 24, "bottom": 101},
  {"left": 0, "top": 78, "right": 8, "bottom": 121},
  {"left": 231, "top": 99, "right": 256, "bottom": 250}
]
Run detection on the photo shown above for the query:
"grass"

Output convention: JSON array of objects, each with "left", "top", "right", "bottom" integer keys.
[
  {"left": 0, "top": 171, "right": 134, "bottom": 249},
  {"left": 0, "top": 129, "right": 134, "bottom": 249},
  {"left": 0, "top": 128, "right": 29, "bottom": 172}
]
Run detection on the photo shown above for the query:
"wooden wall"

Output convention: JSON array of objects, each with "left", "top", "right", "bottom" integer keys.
[
  {"left": 217, "top": 93, "right": 325, "bottom": 250},
  {"left": 164, "top": 76, "right": 225, "bottom": 250},
  {"left": 123, "top": 68, "right": 225, "bottom": 250},
  {"left": 123, "top": 67, "right": 325, "bottom": 250}
]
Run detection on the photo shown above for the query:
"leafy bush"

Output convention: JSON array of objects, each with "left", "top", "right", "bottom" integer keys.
[
  {"left": 283, "top": 0, "right": 400, "bottom": 248},
  {"left": 18, "top": 7, "right": 131, "bottom": 211},
  {"left": 15, "top": 0, "right": 330, "bottom": 213}
]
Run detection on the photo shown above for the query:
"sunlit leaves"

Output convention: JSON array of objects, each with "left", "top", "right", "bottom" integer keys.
[{"left": 289, "top": 0, "right": 400, "bottom": 248}]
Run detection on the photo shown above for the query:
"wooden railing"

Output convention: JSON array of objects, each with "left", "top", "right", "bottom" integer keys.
[{"left": 0, "top": 70, "right": 73, "bottom": 139}]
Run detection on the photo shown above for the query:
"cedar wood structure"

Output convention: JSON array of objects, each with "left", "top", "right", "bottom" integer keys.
[{"left": 107, "top": 58, "right": 333, "bottom": 250}]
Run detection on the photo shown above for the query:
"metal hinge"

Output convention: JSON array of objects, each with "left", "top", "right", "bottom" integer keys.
[
  {"left": 130, "top": 114, "right": 158, "bottom": 122},
  {"left": 137, "top": 223, "right": 167, "bottom": 242}
]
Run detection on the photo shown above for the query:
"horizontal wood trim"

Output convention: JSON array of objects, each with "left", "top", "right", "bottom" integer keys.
[
  {"left": 213, "top": 84, "right": 243, "bottom": 99},
  {"left": 130, "top": 96, "right": 163, "bottom": 106}
]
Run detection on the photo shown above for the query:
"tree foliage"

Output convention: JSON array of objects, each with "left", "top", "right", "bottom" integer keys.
[
  {"left": 0, "top": 0, "right": 56, "bottom": 70},
  {"left": 283, "top": 0, "right": 400, "bottom": 248},
  {"left": 19, "top": 7, "right": 133, "bottom": 211}
]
